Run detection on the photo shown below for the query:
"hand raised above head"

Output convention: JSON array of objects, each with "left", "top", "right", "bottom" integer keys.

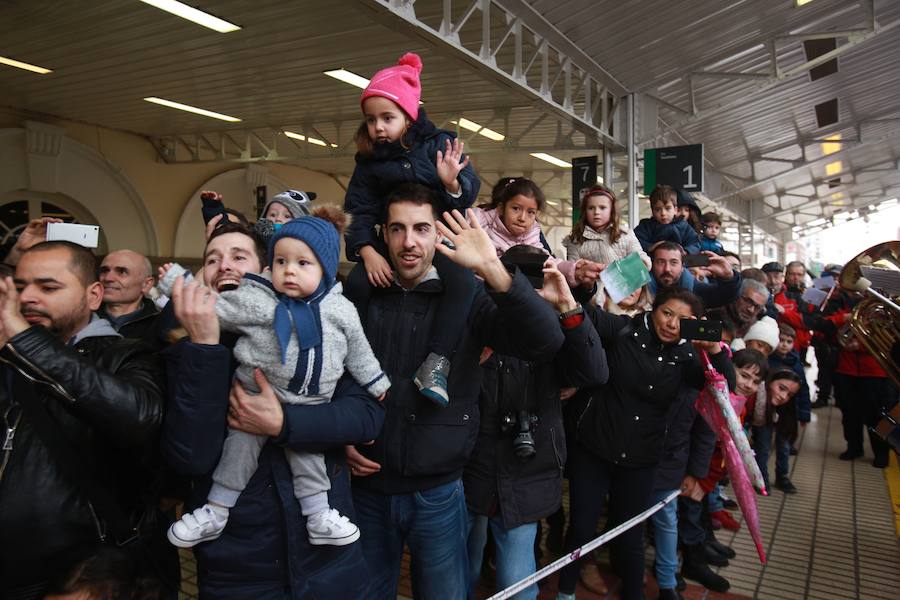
[{"left": 435, "top": 138, "right": 469, "bottom": 193}]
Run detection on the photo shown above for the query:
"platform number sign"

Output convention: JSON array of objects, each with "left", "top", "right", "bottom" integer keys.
[
  {"left": 571, "top": 156, "right": 597, "bottom": 225},
  {"left": 643, "top": 144, "right": 703, "bottom": 194}
]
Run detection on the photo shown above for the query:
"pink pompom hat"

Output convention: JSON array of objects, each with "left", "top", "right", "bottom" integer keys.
[{"left": 361, "top": 52, "right": 423, "bottom": 121}]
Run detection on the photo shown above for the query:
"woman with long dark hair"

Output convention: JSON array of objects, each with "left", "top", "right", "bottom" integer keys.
[{"left": 557, "top": 288, "right": 735, "bottom": 600}]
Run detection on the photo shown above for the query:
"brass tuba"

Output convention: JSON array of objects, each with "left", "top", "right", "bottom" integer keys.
[
  {"left": 839, "top": 241, "right": 900, "bottom": 451},
  {"left": 838, "top": 241, "right": 900, "bottom": 386}
]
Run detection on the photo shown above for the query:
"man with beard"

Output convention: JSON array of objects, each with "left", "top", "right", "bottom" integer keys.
[
  {"left": 97, "top": 249, "right": 159, "bottom": 342},
  {"left": 715, "top": 279, "right": 771, "bottom": 342},
  {"left": 649, "top": 242, "right": 742, "bottom": 309},
  {"left": 0, "top": 241, "right": 173, "bottom": 599}
]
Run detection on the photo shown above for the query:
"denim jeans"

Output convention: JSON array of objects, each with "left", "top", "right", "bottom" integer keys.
[
  {"left": 707, "top": 483, "right": 724, "bottom": 513},
  {"left": 752, "top": 425, "right": 790, "bottom": 488},
  {"left": 466, "top": 512, "right": 538, "bottom": 600},
  {"left": 677, "top": 496, "right": 705, "bottom": 546},
  {"left": 650, "top": 489, "right": 679, "bottom": 590},
  {"left": 352, "top": 479, "right": 468, "bottom": 600}
]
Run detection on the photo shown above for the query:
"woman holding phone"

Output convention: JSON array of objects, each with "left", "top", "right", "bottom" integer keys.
[{"left": 557, "top": 287, "right": 734, "bottom": 600}]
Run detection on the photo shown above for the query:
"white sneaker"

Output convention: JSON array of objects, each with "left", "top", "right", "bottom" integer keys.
[
  {"left": 167, "top": 504, "right": 228, "bottom": 548},
  {"left": 306, "top": 508, "right": 360, "bottom": 546}
]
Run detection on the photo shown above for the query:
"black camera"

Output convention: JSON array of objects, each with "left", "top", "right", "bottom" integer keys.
[{"left": 501, "top": 410, "right": 537, "bottom": 459}]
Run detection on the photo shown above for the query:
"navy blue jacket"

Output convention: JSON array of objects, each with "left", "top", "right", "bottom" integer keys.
[
  {"left": 653, "top": 387, "right": 716, "bottom": 491},
  {"left": 699, "top": 238, "right": 725, "bottom": 254},
  {"left": 347, "top": 268, "right": 564, "bottom": 495},
  {"left": 649, "top": 268, "right": 743, "bottom": 310},
  {"left": 344, "top": 114, "right": 480, "bottom": 259},
  {"left": 634, "top": 217, "right": 701, "bottom": 254},
  {"left": 160, "top": 339, "right": 385, "bottom": 599},
  {"left": 768, "top": 350, "right": 811, "bottom": 423}
]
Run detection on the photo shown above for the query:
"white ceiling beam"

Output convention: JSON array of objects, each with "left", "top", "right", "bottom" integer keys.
[{"left": 356, "top": 0, "right": 624, "bottom": 149}]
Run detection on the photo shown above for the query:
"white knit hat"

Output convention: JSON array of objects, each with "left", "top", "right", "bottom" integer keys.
[{"left": 742, "top": 316, "right": 779, "bottom": 352}]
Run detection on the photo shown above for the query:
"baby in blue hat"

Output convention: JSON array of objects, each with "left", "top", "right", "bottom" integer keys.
[{"left": 163, "top": 206, "right": 388, "bottom": 549}]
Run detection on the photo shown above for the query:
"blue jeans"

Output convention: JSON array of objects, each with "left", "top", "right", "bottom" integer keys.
[
  {"left": 466, "top": 512, "right": 538, "bottom": 600},
  {"left": 752, "top": 425, "right": 790, "bottom": 488},
  {"left": 650, "top": 489, "right": 679, "bottom": 590},
  {"left": 352, "top": 479, "right": 468, "bottom": 600},
  {"left": 707, "top": 483, "right": 724, "bottom": 513}
]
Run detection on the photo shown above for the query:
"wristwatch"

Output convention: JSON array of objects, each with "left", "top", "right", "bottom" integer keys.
[{"left": 558, "top": 304, "right": 584, "bottom": 321}]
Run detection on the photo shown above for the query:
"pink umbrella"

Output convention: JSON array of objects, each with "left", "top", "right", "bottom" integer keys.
[{"left": 694, "top": 348, "right": 767, "bottom": 564}]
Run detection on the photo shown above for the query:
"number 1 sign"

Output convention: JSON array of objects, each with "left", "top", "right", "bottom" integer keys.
[{"left": 643, "top": 144, "right": 704, "bottom": 194}]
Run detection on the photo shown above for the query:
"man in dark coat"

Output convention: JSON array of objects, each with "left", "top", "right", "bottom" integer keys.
[
  {"left": 160, "top": 222, "right": 385, "bottom": 599},
  {"left": 0, "top": 241, "right": 172, "bottom": 599},
  {"left": 344, "top": 184, "right": 564, "bottom": 599},
  {"left": 96, "top": 249, "right": 160, "bottom": 342}
]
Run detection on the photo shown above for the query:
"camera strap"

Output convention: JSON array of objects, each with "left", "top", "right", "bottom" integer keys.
[{"left": 16, "top": 377, "right": 136, "bottom": 544}]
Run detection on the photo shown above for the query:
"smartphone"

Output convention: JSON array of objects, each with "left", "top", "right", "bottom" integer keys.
[
  {"left": 679, "top": 318, "right": 723, "bottom": 342},
  {"left": 500, "top": 251, "right": 546, "bottom": 289},
  {"left": 683, "top": 254, "right": 710, "bottom": 268},
  {"left": 46, "top": 222, "right": 100, "bottom": 248}
]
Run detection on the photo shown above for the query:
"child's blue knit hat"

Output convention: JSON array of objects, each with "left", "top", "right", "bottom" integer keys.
[{"left": 269, "top": 216, "right": 339, "bottom": 284}]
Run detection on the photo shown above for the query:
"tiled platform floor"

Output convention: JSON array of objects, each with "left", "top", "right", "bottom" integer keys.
[{"left": 178, "top": 406, "right": 900, "bottom": 600}]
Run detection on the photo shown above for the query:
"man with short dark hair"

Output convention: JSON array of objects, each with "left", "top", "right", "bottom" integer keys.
[
  {"left": 97, "top": 249, "right": 159, "bottom": 341},
  {"left": 345, "top": 183, "right": 564, "bottom": 599},
  {"left": 160, "top": 223, "right": 383, "bottom": 598},
  {"left": 648, "top": 242, "right": 742, "bottom": 309},
  {"left": 0, "top": 241, "right": 174, "bottom": 598}
]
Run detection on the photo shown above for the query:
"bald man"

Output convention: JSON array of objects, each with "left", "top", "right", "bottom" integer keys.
[{"left": 97, "top": 249, "right": 160, "bottom": 341}]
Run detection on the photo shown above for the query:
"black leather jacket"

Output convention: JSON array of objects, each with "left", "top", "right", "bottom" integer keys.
[{"left": 0, "top": 324, "right": 166, "bottom": 591}]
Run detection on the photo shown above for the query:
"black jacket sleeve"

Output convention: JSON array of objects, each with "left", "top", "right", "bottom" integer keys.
[
  {"left": 686, "top": 412, "right": 716, "bottom": 480},
  {"left": 3, "top": 326, "right": 164, "bottom": 448},
  {"left": 273, "top": 373, "right": 386, "bottom": 453},
  {"left": 470, "top": 270, "right": 564, "bottom": 362},
  {"left": 554, "top": 312, "right": 609, "bottom": 388},
  {"left": 693, "top": 271, "right": 743, "bottom": 309},
  {"left": 160, "top": 340, "right": 232, "bottom": 475},
  {"left": 682, "top": 348, "right": 736, "bottom": 391},
  {"left": 583, "top": 304, "right": 632, "bottom": 346}
]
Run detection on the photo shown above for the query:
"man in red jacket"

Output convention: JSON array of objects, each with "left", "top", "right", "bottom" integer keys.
[
  {"left": 764, "top": 261, "right": 818, "bottom": 364},
  {"left": 825, "top": 291, "right": 896, "bottom": 468}
]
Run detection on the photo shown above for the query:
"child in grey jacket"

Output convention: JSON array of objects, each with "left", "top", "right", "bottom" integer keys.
[{"left": 164, "top": 207, "right": 389, "bottom": 549}]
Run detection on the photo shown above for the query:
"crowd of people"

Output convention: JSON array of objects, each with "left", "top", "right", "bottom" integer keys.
[{"left": 0, "top": 52, "right": 896, "bottom": 600}]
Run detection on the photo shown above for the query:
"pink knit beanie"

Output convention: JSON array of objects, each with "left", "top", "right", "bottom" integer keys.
[{"left": 361, "top": 53, "right": 423, "bottom": 121}]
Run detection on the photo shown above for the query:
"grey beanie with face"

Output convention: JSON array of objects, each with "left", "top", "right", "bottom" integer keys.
[{"left": 260, "top": 189, "right": 317, "bottom": 220}]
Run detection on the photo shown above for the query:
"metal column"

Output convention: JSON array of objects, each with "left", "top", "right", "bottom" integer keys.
[{"left": 626, "top": 93, "right": 638, "bottom": 228}]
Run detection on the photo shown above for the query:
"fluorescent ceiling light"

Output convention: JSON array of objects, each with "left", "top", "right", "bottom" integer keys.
[
  {"left": 283, "top": 130, "right": 338, "bottom": 148},
  {"left": 139, "top": 0, "right": 240, "bottom": 33},
  {"left": 323, "top": 69, "right": 370, "bottom": 89},
  {"left": 143, "top": 97, "right": 241, "bottom": 122},
  {"left": 596, "top": 176, "right": 604, "bottom": 184},
  {"left": 830, "top": 192, "right": 843, "bottom": 201},
  {"left": 546, "top": 200, "right": 559, "bottom": 206},
  {"left": 530, "top": 152, "right": 572, "bottom": 168},
  {"left": 0, "top": 56, "right": 52, "bottom": 74},
  {"left": 450, "top": 118, "right": 505, "bottom": 142},
  {"left": 825, "top": 161, "right": 842, "bottom": 176},
  {"left": 821, "top": 133, "right": 841, "bottom": 155},
  {"left": 795, "top": 0, "right": 815, "bottom": 6}
]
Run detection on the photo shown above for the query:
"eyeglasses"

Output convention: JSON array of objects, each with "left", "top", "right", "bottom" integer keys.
[{"left": 739, "top": 296, "right": 764, "bottom": 312}]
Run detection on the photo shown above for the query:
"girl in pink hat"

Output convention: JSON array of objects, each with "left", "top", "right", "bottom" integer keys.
[{"left": 343, "top": 52, "right": 481, "bottom": 406}]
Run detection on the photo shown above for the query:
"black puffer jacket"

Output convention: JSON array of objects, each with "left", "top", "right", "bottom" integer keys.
[
  {"left": 575, "top": 310, "right": 734, "bottom": 468},
  {"left": 0, "top": 323, "right": 166, "bottom": 593},
  {"left": 348, "top": 268, "right": 564, "bottom": 496},
  {"left": 465, "top": 314, "right": 608, "bottom": 530}
]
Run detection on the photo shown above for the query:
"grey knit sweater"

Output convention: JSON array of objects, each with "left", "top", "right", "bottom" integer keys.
[{"left": 215, "top": 273, "right": 389, "bottom": 400}]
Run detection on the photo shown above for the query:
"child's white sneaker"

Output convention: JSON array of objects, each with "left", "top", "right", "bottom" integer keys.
[
  {"left": 306, "top": 508, "right": 360, "bottom": 546},
  {"left": 167, "top": 504, "right": 228, "bottom": 548}
]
